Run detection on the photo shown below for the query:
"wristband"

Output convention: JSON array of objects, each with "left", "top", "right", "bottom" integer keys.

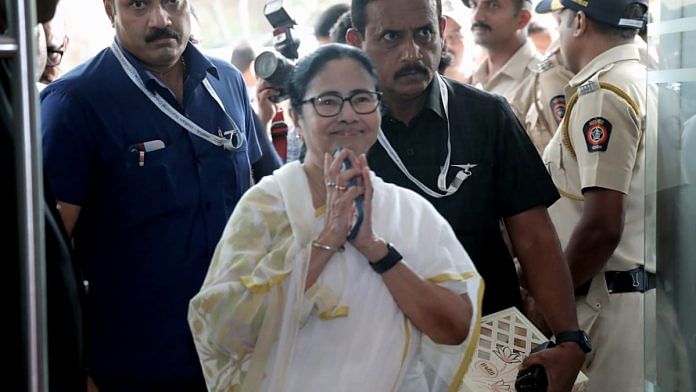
[{"left": 369, "top": 243, "right": 402, "bottom": 274}]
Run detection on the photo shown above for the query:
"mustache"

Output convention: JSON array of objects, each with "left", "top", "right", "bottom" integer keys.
[
  {"left": 471, "top": 22, "right": 492, "bottom": 32},
  {"left": 145, "top": 27, "right": 181, "bottom": 43},
  {"left": 394, "top": 63, "right": 429, "bottom": 79}
]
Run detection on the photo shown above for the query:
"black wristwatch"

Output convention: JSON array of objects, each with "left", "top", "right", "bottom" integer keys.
[
  {"left": 554, "top": 330, "right": 592, "bottom": 353},
  {"left": 369, "top": 243, "right": 402, "bottom": 274}
]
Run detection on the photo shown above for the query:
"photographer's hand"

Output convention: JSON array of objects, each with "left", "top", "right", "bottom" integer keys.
[{"left": 255, "top": 79, "right": 279, "bottom": 127}]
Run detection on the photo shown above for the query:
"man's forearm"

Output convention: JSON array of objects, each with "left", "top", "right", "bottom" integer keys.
[
  {"left": 519, "top": 240, "right": 579, "bottom": 333},
  {"left": 506, "top": 207, "right": 579, "bottom": 333}
]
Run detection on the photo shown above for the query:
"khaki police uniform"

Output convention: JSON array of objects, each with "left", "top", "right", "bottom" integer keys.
[
  {"left": 525, "top": 50, "right": 574, "bottom": 155},
  {"left": 543, "top": 43, "right": 647, "bottom": 392},
  {"left": 473, "top": 39, "right": 541, "bottom": 124}
]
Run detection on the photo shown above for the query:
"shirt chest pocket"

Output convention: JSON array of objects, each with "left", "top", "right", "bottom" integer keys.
[
  {"left": 218, "top": 143, "right": 252, "bottom": 209},
  {"left": 114, "top": 146, "right": 182, "bottom": 228}
]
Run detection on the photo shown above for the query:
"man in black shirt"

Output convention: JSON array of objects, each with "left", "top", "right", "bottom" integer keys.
[
  {"left": 347, "top": 0, "right": 585, "bottom": 389},
  {"left": 372, "top": 76, "right": 556, "bottom": 314}
]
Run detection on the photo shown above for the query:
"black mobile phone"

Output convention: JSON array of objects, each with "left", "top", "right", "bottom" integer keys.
[
  {"left": 334, "top": 148, "right": 363, "bottom": 239},
  {"left": 515, "top": 341, "right": 555, "bottom": 392},
  {"left": 341, "top": 152, "right": 357, "bottom": 187}
]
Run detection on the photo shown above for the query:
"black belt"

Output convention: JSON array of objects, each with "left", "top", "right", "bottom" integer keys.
[{"left": 575, "top": 267, "right": 656, "bottom": 297}]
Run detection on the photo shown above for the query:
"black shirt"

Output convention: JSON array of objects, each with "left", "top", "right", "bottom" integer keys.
[{"left": 368, "top": 77, "right": 559, "bottom": 315}]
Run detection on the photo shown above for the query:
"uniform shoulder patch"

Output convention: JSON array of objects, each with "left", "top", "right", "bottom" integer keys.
[
  {"left": 583, "top": 117, "right": 613, "bottom": 153},
  {"left": 549, "top": 95, "right": 566, "bottom": 124}
]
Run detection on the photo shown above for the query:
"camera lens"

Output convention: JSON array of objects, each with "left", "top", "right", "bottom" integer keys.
[
  {"left": 255, "top": 51, "right": 280, "bottom": 80},
  {"left": 254, "top": 51, "right": 295, "bottom": 102},
  {"left": 254, "top": 51, "right": 293, "bottom": 87}
]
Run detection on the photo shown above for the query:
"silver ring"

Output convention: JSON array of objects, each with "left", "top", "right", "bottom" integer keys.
[
  {"left": 336, "top": 185, "right": 347, "bottom": 191},
  {"left": 326, "top": 181, "right": 337, "bottom": 188}
]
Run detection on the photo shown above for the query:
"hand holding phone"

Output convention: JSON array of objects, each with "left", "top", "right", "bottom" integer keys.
[
  {"left": 334, "top": 148, "right": 364, "bottom": 240},
  {"left": 515, "top": 341, "right": 555, "bottom": 392}
]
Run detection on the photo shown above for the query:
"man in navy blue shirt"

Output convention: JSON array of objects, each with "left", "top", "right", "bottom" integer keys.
[{"left": 40, "top": 0, "right": 261, "bottom": 390}]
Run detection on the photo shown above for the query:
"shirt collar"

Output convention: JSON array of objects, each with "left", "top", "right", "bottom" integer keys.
[
  {"left": 424, "top": 75, "right": 446, "bottom": 120},
  {"left": 114, "top": 38, "right": 219, "bottom": 91},
  {"left": 569, "top": 43, "right": 641, "bottom": 88},
  {"left": 474, "top": 39, "right": 540, "bottom": 85},
  {"left": 382, "top": 75, "right": 446, "bottom": 123}
]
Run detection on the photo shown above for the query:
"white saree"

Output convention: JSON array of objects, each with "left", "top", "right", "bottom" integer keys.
[{"left": 189, "top": 161, "right": 483, "bottom": 392}]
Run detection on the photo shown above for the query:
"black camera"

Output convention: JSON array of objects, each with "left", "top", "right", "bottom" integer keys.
[
  {"left": 515, "top": 341, "right": 555, "bottom": 392},
  {"left": 263, "top": 0, "right": 300, "bottom": 60},
  {"left": 254, "top": 51, "right": 295, "bottom": 102},
  {"left": 255, "top": 1, "right": 300, "bottom": 102}
]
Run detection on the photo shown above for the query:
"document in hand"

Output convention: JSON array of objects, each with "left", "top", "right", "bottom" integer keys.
[{"left": 460, "top": 307, "right": 588, "bottom": 392}]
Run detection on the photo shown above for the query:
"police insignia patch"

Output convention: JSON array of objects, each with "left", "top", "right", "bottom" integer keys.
[
  {"left": 583, "top": 117, "right": 613, "bottom": 152},
  {"left": 549, "top": 95, "right": 566, "bottom": 124}
]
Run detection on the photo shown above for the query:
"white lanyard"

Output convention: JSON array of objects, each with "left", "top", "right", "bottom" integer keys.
[
  {"left": 110, "top": 40, "right": 244, "bottom": 151},
  {"left": 377, "top": 75, "right": 471, "bottom": 198}
]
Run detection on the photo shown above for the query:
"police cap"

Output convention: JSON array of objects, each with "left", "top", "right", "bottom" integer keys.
[
  {"left": 535, "top": 0, "right": 648, "bottom": 29},
  {"left": 462, "top": 0, "right": 532, "bottom": 8}
]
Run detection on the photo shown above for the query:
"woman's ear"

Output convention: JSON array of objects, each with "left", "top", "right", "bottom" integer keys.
[{"left": 288, "top": 107, "right": 304, "bottom": 139}]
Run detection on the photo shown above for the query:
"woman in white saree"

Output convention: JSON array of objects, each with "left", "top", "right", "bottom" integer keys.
[{"left": 189, "top": 44, "right": 483, "bottom": 392}]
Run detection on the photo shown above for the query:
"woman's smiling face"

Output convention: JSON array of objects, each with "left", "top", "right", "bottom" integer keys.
[{"left": 294, "top": 58, "right": 381, "bottom": 163}]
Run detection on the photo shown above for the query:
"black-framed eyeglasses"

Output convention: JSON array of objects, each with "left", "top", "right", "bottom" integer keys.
[
  {"left": 301, "top": 91, "right": 382, "bottom": 118},
  {"left": 46, "top": 47, "right": 64, "bottom": 66}
]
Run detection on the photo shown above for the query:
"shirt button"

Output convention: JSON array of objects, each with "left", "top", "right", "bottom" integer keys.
[
  {"left": 204, "top": 201, "right": 212, "bottom": 211},
  {"left": 406, "top": 148, "right": 414, "bottom": 156}
]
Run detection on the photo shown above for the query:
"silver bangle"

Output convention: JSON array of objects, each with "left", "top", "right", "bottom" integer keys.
[{"left": 311, "top": 241, "right": 344, "bottom": 252}]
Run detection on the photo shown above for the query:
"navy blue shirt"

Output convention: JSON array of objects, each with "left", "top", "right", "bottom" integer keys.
[
  {"left": 41, "top": 41, "right": 261, "bottom": 381},
  {"left": 368, "top": 77, "right": 559, "bottom": 315}
]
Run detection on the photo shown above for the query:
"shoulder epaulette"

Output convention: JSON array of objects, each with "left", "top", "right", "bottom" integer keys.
[
  {"left": 536, "top": 57, "right": 555, "bottom": 73},
  {"left": 578, "top": 80, "right": 599, "bottom": 96}
]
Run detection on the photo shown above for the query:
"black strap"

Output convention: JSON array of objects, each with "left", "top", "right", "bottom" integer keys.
[
  {"left": 369, "top": 243, "right": 402, "bottom": 274},
  {"left": 575, "top": 267, "right": 656, "bottom": 296}
]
